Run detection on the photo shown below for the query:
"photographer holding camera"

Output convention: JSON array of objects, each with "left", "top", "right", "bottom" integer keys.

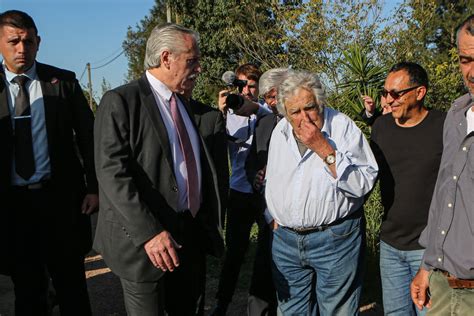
[{"left": 211, "top": 64, "right": 271, "bottom": 315}]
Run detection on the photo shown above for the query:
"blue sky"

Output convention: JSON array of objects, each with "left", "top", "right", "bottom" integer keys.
[
  {"left": 0, "top": 0, "right": 155, "bottom": 99},
  {"left": 0, "top": 0, "right": 401, "bottom": 101}
]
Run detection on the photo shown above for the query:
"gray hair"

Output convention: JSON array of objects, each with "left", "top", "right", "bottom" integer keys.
[
  {"left": 456, "top": 14, "right": 474, "bottom": 47},
  {"left": 277, "top": 70, "right": 326, "bottom": 117},
  {"left": 144, "top": 23, "right": 199, "bottom": 70},
  {"left": 258, "top": 68, "right": 291, "bottom": 97}
]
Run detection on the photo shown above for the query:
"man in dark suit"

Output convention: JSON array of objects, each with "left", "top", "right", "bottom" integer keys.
[
  {"left": 0, "top": 10, "right": 98, "bottom": 316},
  {"left": 94, "top": 23, "right": 224, "bottom": 316}
]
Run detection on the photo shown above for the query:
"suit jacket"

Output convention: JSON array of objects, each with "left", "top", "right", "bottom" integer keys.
[
  {"left": 0, "top": 62, "right": 97, "bottom": 274},
  {"left": 245, "top": 112, "right": 279, "bottom": 191},
  {"left": 190, "top": 99, "right": 229, "bottom": 226},
  {"left": 93, "top": 74, "right": 224, "bottom": 282}
]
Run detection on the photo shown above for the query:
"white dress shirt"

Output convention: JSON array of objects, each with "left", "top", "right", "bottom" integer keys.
[
  {"left": 226, "top": 102, "right": 271, "bottom": 193},
  {"left": 146, "top": 71, "right": 202, "bottom": 212},
  {"left": 265, "top": 106, "right": 378, "bottom": 228}
]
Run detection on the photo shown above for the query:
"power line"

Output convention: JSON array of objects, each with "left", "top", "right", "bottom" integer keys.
[
  {"left": 90, "top": 46, "right": 123, "bottom": 65},
  {"left": 78, "top": 65, "right": 87, "bottom": 83},
  {"left": 91, "top": 50, "right": 125, "bottom": 70}
]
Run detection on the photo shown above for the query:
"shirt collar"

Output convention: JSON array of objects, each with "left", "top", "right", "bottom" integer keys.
[
  {"left": 146, "top": 70, "right": 173, "bottom": 102},
  {"left": 3, "top": 61, "right": 37, "bottom": 83}
]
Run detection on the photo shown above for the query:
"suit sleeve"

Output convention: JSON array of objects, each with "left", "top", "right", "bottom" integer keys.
[
  {"left": 213, "top": 111, "right": 229, "bottom": 225},
  {"left": 70, "top": 78, "right": 98, "bottom": 194},
  {"left": 94, "top": 90, "right": 162, "bottom": 247}
]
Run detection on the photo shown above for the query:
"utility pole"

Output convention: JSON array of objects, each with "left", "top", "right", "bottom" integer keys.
[
  {"left": 86, "top": 62, "right": 93, "bottom": 110},
  {"left": 166, "top": 1, "right": 172, "bottom": 23}
]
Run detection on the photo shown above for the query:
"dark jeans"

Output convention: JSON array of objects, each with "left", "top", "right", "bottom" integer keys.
[
  {"left": 6, "top": 185, "right": 91, "bottom": 316},
  {"left": 216, "top": 189, "right": 276, "bottom": 312},
  {"left": 121, "top": 210, "right": 206, "bottom": 316}
]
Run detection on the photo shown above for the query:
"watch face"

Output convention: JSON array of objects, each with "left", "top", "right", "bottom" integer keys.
[{"left": 325, "top": 154, "right": 335, "bottom": 165}]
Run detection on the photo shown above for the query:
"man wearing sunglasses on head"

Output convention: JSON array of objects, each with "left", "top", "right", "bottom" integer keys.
[{"left": 369, "top": 62, "right": 446, "bottom": 315}]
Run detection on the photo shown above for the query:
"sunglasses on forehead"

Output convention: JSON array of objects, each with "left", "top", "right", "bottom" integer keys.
[{"left": 381, "top": 85, "right": 421, "bottom": 99}]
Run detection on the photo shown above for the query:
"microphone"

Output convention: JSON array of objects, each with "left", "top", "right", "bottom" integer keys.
[
  {"left": 221, "top": 71, "right": 247, "bottom": 88},
  {"left": 221, "top": 71, "right": 237, "bottom": 86}
]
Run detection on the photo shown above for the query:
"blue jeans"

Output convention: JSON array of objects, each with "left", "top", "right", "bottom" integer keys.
[
  {"left": 271, "top": 215, "right": 364, "bottom": 316},
  {"left": 379, "top": 240, "right": 426, "bottom": 316}
]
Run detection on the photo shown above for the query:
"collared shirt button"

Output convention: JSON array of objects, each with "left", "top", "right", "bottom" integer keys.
[
  {"left": 448, "top": 203, "right": 453, "bottom": 208},
  {"left": 172, "top": 186, "right": 178, "bottom": 192},
  {"left": 441, "top": 230, "right": 446, "bottom": 235},
  {"left": 453, "top": 176, "right": 457, "bottom": 180},
  {"left": 438, "top": 257, "right": 442, "bottom": 262},
  {"left": 462, "top": 146, "right": 467, "bottom": 151}
]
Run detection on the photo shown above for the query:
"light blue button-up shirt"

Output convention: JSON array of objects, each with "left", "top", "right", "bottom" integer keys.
[
  {"left": 3, "top": 62, "right": 51, "bottom": 185},
  {"left": 265, "top": 106, "right": 378, "bottom": 228}
]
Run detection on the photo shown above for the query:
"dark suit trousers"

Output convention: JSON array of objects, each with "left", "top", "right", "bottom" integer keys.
[
  {"left": 6, "top": 185, "right": 91, "bottom": 316},
  {"left": 216, "top": 189, "right": 266, "bottom": 305},
  {"left": 248, "top": 221, "right": 277, "bottom": 316},
  {"left": 120, "top": 210, "right": 206, "bottom": 316}
]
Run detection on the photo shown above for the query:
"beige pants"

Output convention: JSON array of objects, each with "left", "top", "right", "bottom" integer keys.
[{"left": 427, "top": 270, "right": 474, "bottom": 315}]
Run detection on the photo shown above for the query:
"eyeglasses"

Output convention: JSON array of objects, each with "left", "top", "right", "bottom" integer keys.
[{"left": 381, "top": 85, "right": 421, "bottom": 99}]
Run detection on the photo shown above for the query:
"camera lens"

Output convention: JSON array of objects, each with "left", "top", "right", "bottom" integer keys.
[{"left": 226, "top": 94, "right": 244, "bottom": 111}]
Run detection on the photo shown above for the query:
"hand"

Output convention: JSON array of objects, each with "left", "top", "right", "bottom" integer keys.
[
  {"left": 269, "top": 220, "right": 278, "bottom": 231},
  {"left": 253, "top": 167, "right": 266, "bottom": 192},
  {"left": 294, "top": 111, "right": 329, "bottom": 156},
  {"left": 234, "top": 98, "right": 260, "bottom": 117},
  {"left": 361, "top": 95, "right": 376, "bottom": 115},
  {"left": 294, "top": 111, "right": 336, "bottom": 178},
  {"left": 144, "top": 231, "right": 182, "bottom": 272},
  {"left": 218, "top": 89, "right": 230, "bottom": 113},
  {"left": 81, "top": 194, "right": 99, "bottom": 215},
  {"left": 410, "top": 268, "right": 432, "bottom": 311}
]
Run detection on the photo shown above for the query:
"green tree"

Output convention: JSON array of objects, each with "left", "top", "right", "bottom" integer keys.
[
  {"left": 123, "top": 1, "right": 167, "bottom": 81},
  {"left": 100, "top": 77, "right": 112, "bottom": 98},
  {"left": 335, "top": 44, "right": 387, "bottom": 120}
]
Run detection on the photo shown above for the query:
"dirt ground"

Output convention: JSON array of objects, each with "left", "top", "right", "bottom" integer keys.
[
  {"left": 0, "top": 253, "right": 382, "bottom": 316},
  {"left": 0, "top": 215, "right": 383, "bottom": 315}
]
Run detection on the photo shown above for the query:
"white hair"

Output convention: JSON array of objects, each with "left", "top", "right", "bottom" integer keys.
[
  {"left": 277, "top": 70, "right": 326, "bottom": 117},
  {"left": 144, "top": 23, "right": 199, "bottom": 70},
  {"left": 258, "top": 68, "right": 291, "bottom": 97}
]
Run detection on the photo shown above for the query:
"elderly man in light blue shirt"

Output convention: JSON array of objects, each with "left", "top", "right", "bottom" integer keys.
[{"left": 265, "top": 70, "right": 378, "bottom": 315}]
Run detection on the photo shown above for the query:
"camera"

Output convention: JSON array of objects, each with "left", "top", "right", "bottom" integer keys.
[{"left": 221, "top": 71, "right": 247, "bottom": 111}]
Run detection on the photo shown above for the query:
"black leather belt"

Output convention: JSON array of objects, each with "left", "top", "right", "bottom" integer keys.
[
  {"left": 282, "top": 208, "right": 363, "bottom": 235},
  {"left": 283, "top": 225, "right": 331, "bottom": 234}
]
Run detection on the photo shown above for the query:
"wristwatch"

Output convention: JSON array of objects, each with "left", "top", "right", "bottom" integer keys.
[{"left": 324, "top": 153, "right": 336, "bottom": 165}]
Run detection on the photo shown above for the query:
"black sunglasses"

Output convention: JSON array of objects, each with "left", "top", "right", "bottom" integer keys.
[{"left": 381, "top": 85, "right": 421, "bottom": 99}]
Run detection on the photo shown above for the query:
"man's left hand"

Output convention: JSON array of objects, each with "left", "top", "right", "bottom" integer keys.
[{"left": 81, "top": 194, "right": 99, "bottom": 215}]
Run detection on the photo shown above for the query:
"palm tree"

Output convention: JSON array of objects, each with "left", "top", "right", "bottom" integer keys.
[{"left": 336, "top": 44, "right": 387, "bottom": 122}]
